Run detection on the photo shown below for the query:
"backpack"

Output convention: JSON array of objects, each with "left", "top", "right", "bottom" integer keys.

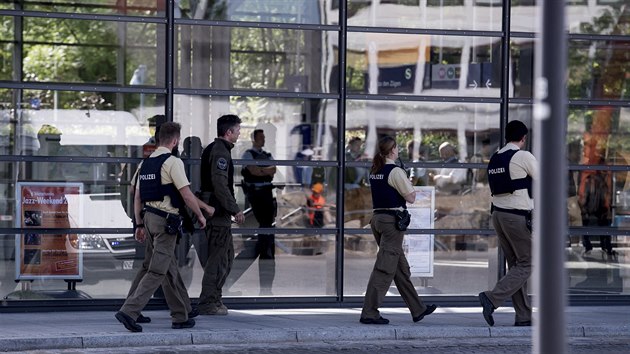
[{"left": 582, "top": 172, "right": 608, "bottom": 218}]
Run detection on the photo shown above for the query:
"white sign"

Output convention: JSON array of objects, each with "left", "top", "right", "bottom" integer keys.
[{"left": 404, "top": 186, "right": 435, "bottom": 277}]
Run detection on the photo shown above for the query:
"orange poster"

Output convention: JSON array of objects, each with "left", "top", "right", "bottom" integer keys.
[{"left": 16, "top": 183, "right": 83, "bottom": 280}]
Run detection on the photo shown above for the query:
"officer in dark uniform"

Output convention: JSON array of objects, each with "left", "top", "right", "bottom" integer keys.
[
  {"left": 116, "top": 122, "right": 214, "bottom": 333},
  {"left": 360, "top": 136, "right": 437, "bottom": 325},
  {"left": 479, "top": 120, "right": 537, "bottom": 327},
  {"left": 198, "top": 114, "right": 245, "bottom": 315},
  {"left": 225, "top": 129, "right": 277, "bottom": 295}
]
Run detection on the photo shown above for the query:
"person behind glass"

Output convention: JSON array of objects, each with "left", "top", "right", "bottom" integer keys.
[
  {"left": 227, "top": 129, "right": 277, "bottom": 296},
  {"left": 479, "top": 120, "right": 537, "bottom": 327},
  {"left": 406, "top": 140, "right": 428, "bottom": 186},
  {"left": 307, "top": 182, "right": 326, "bottom": 228},
  {"left": 116, "top": 122, "right": 215, "bottom": 333},
  {"left": 578, "top": 157, "right": 614, "bottom": 256},
  {"left": 198, "top": 114, "right": 245, "bottom": 315},
  {"left": 429, "top": 142, "right": 467, "bottom": 194},
  {"left": 360, "top": 136, "right": 437, "bottom": 325}
]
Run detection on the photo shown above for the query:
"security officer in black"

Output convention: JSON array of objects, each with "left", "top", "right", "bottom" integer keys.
[
  {"left": 198, "top": 114, "right": 245, "bottom": 315},
  {"left": 226, "top": 129, "right": 277, "bottom": 295},
  {"left": 116, "top": 122, "right": 214, "bottom": 333}
]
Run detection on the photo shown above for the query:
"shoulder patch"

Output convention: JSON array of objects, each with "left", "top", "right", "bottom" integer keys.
[{"left": 217, "top": 157, "right": 228, "bottom": 171}]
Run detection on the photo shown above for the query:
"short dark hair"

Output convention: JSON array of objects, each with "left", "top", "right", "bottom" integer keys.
[
  {"left": 158, "top": 122, "right": 181, "bottom": 145},
  {"left": 505, "top": 120, "right": 528, "bottom": 143},
  {"left": 217, "top": 114, "right": 242, "bottom": 137},
  {"left": 252, "top": 129, "right": 264, "bottom": 140}
]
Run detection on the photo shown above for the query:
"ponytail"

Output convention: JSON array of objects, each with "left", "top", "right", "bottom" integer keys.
[{"left": 370, "top": 136, "right": 396, "bottom": 174}]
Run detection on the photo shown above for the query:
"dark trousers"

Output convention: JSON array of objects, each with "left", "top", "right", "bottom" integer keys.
[
  {"left": 582, "top": 216, "right": 613, "bottom": 253},
  {"left": 120, "top": 212, "right": 189, "bottom": 323},
  {"left": 198, "top": 224, "right": 234, "bottom": 309},
  {"left": 361, "top": 213, "right": 427, "bottom": 320},
  {"left": 486, "top": 211, "right": 532, "bottom": 323},
  {"left": 225, "top": 188, "right": 276, "bottom": 293}
]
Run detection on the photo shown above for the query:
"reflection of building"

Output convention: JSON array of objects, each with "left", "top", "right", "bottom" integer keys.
[{"left": 1, "top": 1, "right": 629, "bottom": 307}]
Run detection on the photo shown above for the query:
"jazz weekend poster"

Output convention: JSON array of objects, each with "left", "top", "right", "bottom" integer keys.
[{"left": 15, "top": 182, "right": 83, "bottom": 280}]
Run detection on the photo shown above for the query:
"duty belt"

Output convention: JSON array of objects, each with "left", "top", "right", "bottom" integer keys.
[
  {"left": 491, "top": 204, "right": 531, "bottom": 217},
  {"left": 144, "top": 205, "right": 179, "bottom": 219}
]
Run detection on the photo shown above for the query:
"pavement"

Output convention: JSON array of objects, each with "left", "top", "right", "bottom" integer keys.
[{"left": 0, "top": 305, "right": 628, "bottom": 352}]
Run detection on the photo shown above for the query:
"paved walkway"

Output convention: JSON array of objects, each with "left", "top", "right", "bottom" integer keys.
[{"left": 0, "top": 306, "right": 628, "bottom": 352}]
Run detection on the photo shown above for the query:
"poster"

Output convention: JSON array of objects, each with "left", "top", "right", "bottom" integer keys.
[
  {"left": 404, "top": 186, "right": 435, "bottom": 277},
  {"left": 15, "top": 182, "right": 83, "bottom": 280}
]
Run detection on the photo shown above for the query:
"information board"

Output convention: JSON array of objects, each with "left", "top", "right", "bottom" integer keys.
[
  {"left": 15, "top": 182, "right": 83, "bottom": 280},
  {"left": 404, "top": 186, "right": 435, "bottom": 277}
]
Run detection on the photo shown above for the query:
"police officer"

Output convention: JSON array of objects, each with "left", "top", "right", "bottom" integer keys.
[
  {"left": 225, "top": 129, "right": 277, "bottom": 295},
  {"left": 360, "top": 136, "right": 437, "bottom": 325},
  {"left": 198, "top": 114, "right": 245, "bottom": 315},
  {"left": 116, "top": 122, "right": 214, "bottom": 333},
  {"left": 479, "top": 120, "right": 538, "bottom": 327}
]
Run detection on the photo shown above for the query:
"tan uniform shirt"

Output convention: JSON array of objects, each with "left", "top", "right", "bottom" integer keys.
[
  {"left": 386, "top": 159, "right": 415, "bottom": 199},
  {"left": 132, "top": 147, "right": 190, "bottom": 214}
]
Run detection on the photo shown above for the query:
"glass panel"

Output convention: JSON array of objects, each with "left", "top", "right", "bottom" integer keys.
[
  {"left": 3, "top": 90, "right": 163, "bottom": 157},
  {"left": 0, "top": 17, "right": 13, "bottom": 81},
  {"left": 22, "top": 18, "right": 163, "bottom": 86},
  {"left": 568, "top": 40, "right": 630, "bottom": 100},
  {"left": 177, "top": 0, "right": 328, "bottom": 24},
  {"left": 344, "top": 233, "right": 498, "bottom": 296},
  {"left": 176, "top": 26, "right": 331, "bottom": 93},
  {"left": 173, "top": 95, "right": 338, "bottom": 161},
  {"left": 345, "top": 100, "right": 500, "bottom": 159},
  {"left": 347, "top": 33, "right": 501, "bottom": 96},
  {"left": 0, "top": 16, "right": 12, "bottom": 40},
  {"left": 233, "top": 167, "right": 338, "bottom": 230},
  {"left": 220, "top": 233, "right": 336, "bottom": 296},
  {"left": 20, "top": 0, "right": 164, "bottom": 17},
  {"left": 1, "top": 231, "right": 338, "bottom": 299},
  {"left": 510, "top": 1, "right": 537, "bottom": 33},
  {"left": 567, "top": 235, "right": 628, "bottom": 295},
  {"left": 509, "top": 38, "right": 535, "bottom": 98},
  {"left": 347, "top": 0, "right": 501, "bottom": 31},
  {"left": 567, "top": 106, "right": 630, "bottom": 166},
  {"left": 568, "top": 1, "right": 630, "bottom": 35}
]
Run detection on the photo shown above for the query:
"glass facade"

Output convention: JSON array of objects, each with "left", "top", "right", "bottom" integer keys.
[{"left": 1, "top": 1, "right": 629, "bottom": 307}]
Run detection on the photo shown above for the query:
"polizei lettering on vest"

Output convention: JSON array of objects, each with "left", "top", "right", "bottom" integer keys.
[
  {"left": 370, "top": 174, "right": 384, "bottom": 180},
  {"left": 139, "top": 174, "right": 157, "bottom": 181},
  {"left": 488, "top": 167, "right": 505, "bottom": 174}
]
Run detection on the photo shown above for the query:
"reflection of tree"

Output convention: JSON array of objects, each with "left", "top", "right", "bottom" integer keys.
[{"left": 584, "top": 7, "right": 629, "bottom": 163}]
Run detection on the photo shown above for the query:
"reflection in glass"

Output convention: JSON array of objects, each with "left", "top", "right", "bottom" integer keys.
[
  {"left": 345, "top": 100, "right": 500, "bottom": 161},
  {"left": 346, "top": 0, "right": 501, "bottom": 31},
  {"left": 344, "top": 233, "right": 498, "bottom": 296},
  {"left": 22, "top": 18, "right": 162, "bottom": 86},
  {"left": 347, "top": 33, "right": 501, "bottom": 96},
  {"left": 512, "top": 1, "right": 628, "bottom": 34},
  {"left": 176, "top": 25, "right": 331, "bottom": 93},
  {"left": 177, "top": 0, "right": 327, "bottom": 24},
  {"left": 173, "top": 95, "right": 338, "bottom": 161},
  {"left": 567, "top": 106, "right": 630, "bottom": 167},
  {"left": 18, "top": 0, "right": 164, "bottom": 16},
  {"left": 4, "top": 91, "right": 163, "bottom": 157},
  {"left": 222, "top": 233, "right": 336, "bottom": 296},
  {"left": 232, "top": 166, "right": 338, "bottom": 230}
]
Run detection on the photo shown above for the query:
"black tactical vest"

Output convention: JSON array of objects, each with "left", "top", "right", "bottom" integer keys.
[
  {"left": 241, "top": 148, "right": 273, "bottom": 183},
  {"left": 138, "top": 153, "right": 183, "bottom": 208},
  {"left": 487, "top": 149, "right": 532, "bottom": 197},
  {"left": 370, "top": 164, "right": 406, "bottom": 209}
]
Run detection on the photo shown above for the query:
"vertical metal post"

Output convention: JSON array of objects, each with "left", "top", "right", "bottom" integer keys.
[
  {"left": 497, "top": 0, "right": 512, "bottom": 281},
  {"left": 165, "top": 0, "right": 175, "bottom": 120},
  {"left": 533, "top": 1, "right": 567, "bottom": 353},
  {"left": 336, "top": 0, "right": 348, "bottom": 302}
]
